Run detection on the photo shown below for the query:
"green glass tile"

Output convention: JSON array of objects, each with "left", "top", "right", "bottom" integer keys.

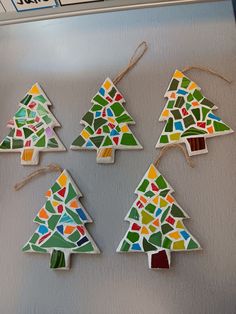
[
  {"left": 43, "top": 115, "right": 52, "bottom": 124},
  {"left": 141, "top": 210, "right": 154, "bottom": 224},
  {"left": 68, "top": 230, "right": 81, "bottom": 242},
  {"left": 73, "top": 242, "right": 94, "bottom": 252},
  {"left": 65, "top": 184, "right": 77, "bottom": 203},
  {"left": 193, "top": 89, "right": 203, "bottom": 101},
  {"left": 0, "top": 138, "right": 11, "bottom": 149},
  {"left": 128, "top": 207, "right": 139, "bottom": 220},
  {"left": 21, "top": 94, "right": 32, "bottom": 106},
  {"left": 45, "top": 201, "right": 56, "bottom": 213},
  {"left": 103, "top": 125, "right": 110, "bottom": 133},
  {"left": 94, "top": 118, "right": 106, "bottom": 131},
  {"left": 37, "top": 104, "right": 48, "bottom": 116},
  {"left": 35, "top": 127, "right": 44, "bottom": 138},
  {"left": 162, "top": 237, "right": 172, "bottom": 249},
  {"left": 119, "top": 240, "right": 130, "bottom": 252},
  {"left": 138, "top": 179, "right": 149, "bottom": 192},
  {"left": 29, "top": 233, "right": 40, "bottom": 244},
  {"left": 93, "top": 94, "right": 108, "bottom": 107},
  {"left": 127, "top": 231, "right": 139, "bottom": 243},
  {"left": 48, "top": 138, "right": 59, "bottom": 148},
  {"left": 183, "top": 115, "right": 195, "bottom": 128},
  {"left": 161, "top": 206, "right": 171, "bottom": 223},
  {"left": 82, "top": 111, "right": 94, "bottom": 126},
  {"left": 8, "top": 129, "right": 14, "bottom": 137},
  {"left": 72, "top": 135, "right": 86, "bottom": 147},
  {"left": 187, "top": 239, "right": 199, "bottom": 250},
  {"left": 90, "top": 136, "right": 104, "bottom": 148},
  {"left": 42, "top": 231, "right": 76, "bottom": 248},
  {"left": 181, "top": 77, "right": 191, "bottom": 88},
  {"left": 53, "top": 195, "right": 62, "bottom": 202},
  {"left": 50, "top": 250, "right": 65, "bottom": 268},
  {"left": 191, "top": 108, "right": 200, "bottom": 121},
  {"left": 175, "top": 96, "right": 185, "bottom": 108},
  {"left": 116, "top": 125, "right": 121, "bottom": 132},
  {"left": 172, "top": 109, "right": 182, "bottom": 120},
  {"left": 116, "top": 114, "right": 133, "bottom": 124},
  {"left": 109, "top": 87, "right": 117, "bottom": 98},
  {"left": 160, "top": 135, "right": 169, "bottom": 144},
  {"left": 186, "top": 103, "right": 192, "bottom": 110},
  {"left": 91, "top": 104, "right": 102, "bottom": 112},
  {"left": 167, "top": 100, "right": 175, "bottom": 109},
  {"left": 15, "top": 119, "right": 26, "bottom": 128},
  {"left": 15, "top": 108, "right": 26, "bottom": 118},
  {"left": 181, "top": 127, "right": 207, "bottom": 137},
  {"left": 206, "top": 119, "right": 211, "bottom": 126},
  {"left": 187, "top": 93, "right": 194, "bottom": 102},
  {"left": 48, "top": 214, "right": 60, "bottom": 230},
  {"left": 155, "top": 175, "right": 167, "bottom": 189},
  {"left": 202, "top": 107, "right": 210, "bottom": 120},
  {"left": 161, "top": 223, "right": 173, "bottom": 235},
  {"left": 110, "top": 102, "right": 125, "bottom": 116},
  {"left": 35, "top": 135, "right": 45, "bottom": 147},
  {"left": 159, "top": 189, "right": 170, "bottom": 197},
  {"left": 34, "top": 95, "right": 47, "bottom": 104},
  {"left": 145, "top": 203, "right": 156, "bottom": 214},
  {"left": 201, "top": 98, "right": 215, "bottom": 108},
  {"left": 149, "top": 231, "right": 162, "bottom": 247},
  {"left": 143, "top": 238, "right": 157, "bottom": 252},
  {"left": 144, "top": 191, "right": 155, "bottom": 198},
  {"left": 31, "top": 244, "right": 47, "bottom": 252},
  {"left": 214, "top": 121, "right": 230, "bottom": 132},
  {"left": 171, "top": 204, "right": 185, "bottom": 218},
  {"left": 120, "top": 133, "right": 138, "bottom": 146},
  {"left": 103, "top": 136, "right": 113, "bottom": 146},
  {"left": 22, "top": 243, "right": 31, "bottom": 252},
  {"left": 85, "top": 126, "right": 94, "bottom": 135},
  {"left": 165, "top": 117, "right": 173, "bottom": 132},
  {"left": 51, "top": 182, "right": 61, "bottom": 193},
  {"left": 34, "top": 216, "right": 45, "bottom": 224},
  {"left": 168, "top": 78, "right": 179, "bottom": 91},
  {"left": 12, "top": 139, "right": 23, "bottom": 149}
]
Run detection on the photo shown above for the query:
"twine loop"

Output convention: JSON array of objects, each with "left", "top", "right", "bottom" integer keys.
[
  {"left": 113, "top": 41, "right": 148, "bottom": 85},
  {"left": 154, "top": 144, "right": 193, "bottom": 168},
  {"left": 182, "top": 66, "right": 232, "bottom": 84},
  {"left": 14, "top": 164, "right": 62, "bottom": 191}
]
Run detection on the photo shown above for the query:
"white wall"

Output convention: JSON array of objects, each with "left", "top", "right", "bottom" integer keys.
[{"left": 0, "top": 1, "right": 235, "bottom": 313}]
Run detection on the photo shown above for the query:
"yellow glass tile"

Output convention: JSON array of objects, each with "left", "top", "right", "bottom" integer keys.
[
  {"left": 160, "top": 198, "right": 168, "bottom": 208},
  {"left": 188, "top": 82, "right": 197, "bottom": 90},
  {"left": 170, "top": 133, "right": 180, "bottom": 141},
  {"left": 22, "top": 149, "right": 34, "bottom": 161},
  {"left": 57, "top": 173, "right": 67, "bottom": 187},
  {"left": 52, "top": 201, "right": 59, "bottom": 207},
  {"left": 147, "top": 164, "right": 158, "bottom": 179},
  {"left": 173, "top": 70, "right": 184, "bottom": 78},
  {"left": 153, "top": 196, "right": 159, "bottom": 205},
  {"left": 169, "top": 231, "right": 181, "bottom": 240},
  {"left": 108, "top": 118, "right": 115, "bottom": 123},
  {"left": 176, "top": 221, "right": 184, "bottom": 229},
  {"left": 141, "top": 226, "right": 149, "bottom": 235},
  {"left": 173, "top": 240, "right": 185, "bottom": 250},
  {"left": 161, "top": 109, "right": 169, "bottom": 118},
  {"left": 149, "top": 225, "right": 156, "bottom": 233},
  {"left": 29, "top": 84, "right": 40, "bottom": 95},
  {"left": 121, "top": 125, "right": 129, "bottom": 133},
  {"left": 81, "top": 129, "right": 90, "bottom": 139},
  {"left": 103, "top": 79, "right": 111, "bottom": 90}
]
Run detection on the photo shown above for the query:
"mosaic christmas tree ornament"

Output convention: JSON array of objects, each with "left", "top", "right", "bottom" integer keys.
[
  {"left": 0, "top": 83, "right": 66, "bottom": 165},
  {"left": 71, "top": 78, "right": 142, "bottom": 163},
  {"left": 117, "top": 163, "right": 201, "bottom": 269},
  {"left": 23, "top": 170, "right": 100, "bottom": 270},
  {"left": 156, "top": 70, "right": 233, "bottom": 156}
]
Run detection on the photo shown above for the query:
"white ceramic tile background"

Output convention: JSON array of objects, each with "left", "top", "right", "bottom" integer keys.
[{"left": 0, "top": 1, "right": 235, "bottom": 313}]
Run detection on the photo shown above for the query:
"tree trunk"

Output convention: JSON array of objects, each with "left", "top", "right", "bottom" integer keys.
[
  {"left": 96, "top": 148, "right": 114, "bottom": 164},
  {"left": 148, "top": 250, "right": 170, "bottom": 269},
  {"left": 21, "top": 148, "right": 39, "bottom": 165},
  {"left": 186, "top": 137, "right": 207, "bottom": 155},
  {"left": 50, "top": 250, "right": 70, "bottom": 270}
]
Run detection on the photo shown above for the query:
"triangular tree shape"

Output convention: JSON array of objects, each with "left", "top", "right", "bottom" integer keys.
[
  {"left": 23, "top": 170, "right": 100, "bottom": 270},
  {"left": 0, "top": 83, "right": 66, "bottom": 165},
  {"left": 117, "top": 164, "right": 201, "bottom": 269},
  {"left": 71, "top": 78, "right": 142, "bottom": 163},
  {"left": 156, "top": 70, "right": 233, "bottom": 156}
]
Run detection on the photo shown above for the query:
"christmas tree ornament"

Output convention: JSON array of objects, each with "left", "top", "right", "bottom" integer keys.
[
  {"left": 156, "top": 67, "right": 233, "bottom": 156},
  {"left": 0, "top": 83, "right": 66, "bottom": 165},
  {"left": 16, "top": 165, "right": 100, "bottom": 270},
  {"left": 117, "top": 144, "right": 201, "bottom": 269},
  {"left": 71, "top": 42, "right": 148, "bottom": 163}
]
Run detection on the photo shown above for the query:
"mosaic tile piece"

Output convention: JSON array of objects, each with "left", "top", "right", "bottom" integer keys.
[
  {"left": 0, "top": 83, "right": 66, "bottom": 165},
  {"left": 71, "top": 78, "right": 142, "bottom": 163},
  {"left": 156, "top": 70, "right": 233, "bottom": 156},
  {"left": 23, "top": 170, "right": 100, "bottom": 270},
  {"left": 117, "top": 164, "right": 201, "bottom": 269}
]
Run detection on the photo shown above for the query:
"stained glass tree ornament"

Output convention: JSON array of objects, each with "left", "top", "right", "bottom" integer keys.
[
  {"left": 156, "top": 69, "right": 233, "bottom": 156},
  {"left": 117, "top": 144, "right": 201, "bottom": 269},
  {"left": 0, "top": 83, "right": 66, "bottom": 165},
  {"left": 22, "top": 168, "right": 100, "bottom": 270},
  {"left": 71, "top": 42, "right": 148, "bottom": 163}
]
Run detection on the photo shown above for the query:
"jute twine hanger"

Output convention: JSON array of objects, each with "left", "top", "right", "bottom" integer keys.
[
  {"left": 14, "top": 164, "right": 62, "bottom": 191},
  {"left": 182, "top": 66, "right": 232, "bottom": 84},
  {"left": 113, "top": 41, "right": 148, "bottom": 85},
  {"left": 154, "top": 144, "right": 194, "bottom": 168}
]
